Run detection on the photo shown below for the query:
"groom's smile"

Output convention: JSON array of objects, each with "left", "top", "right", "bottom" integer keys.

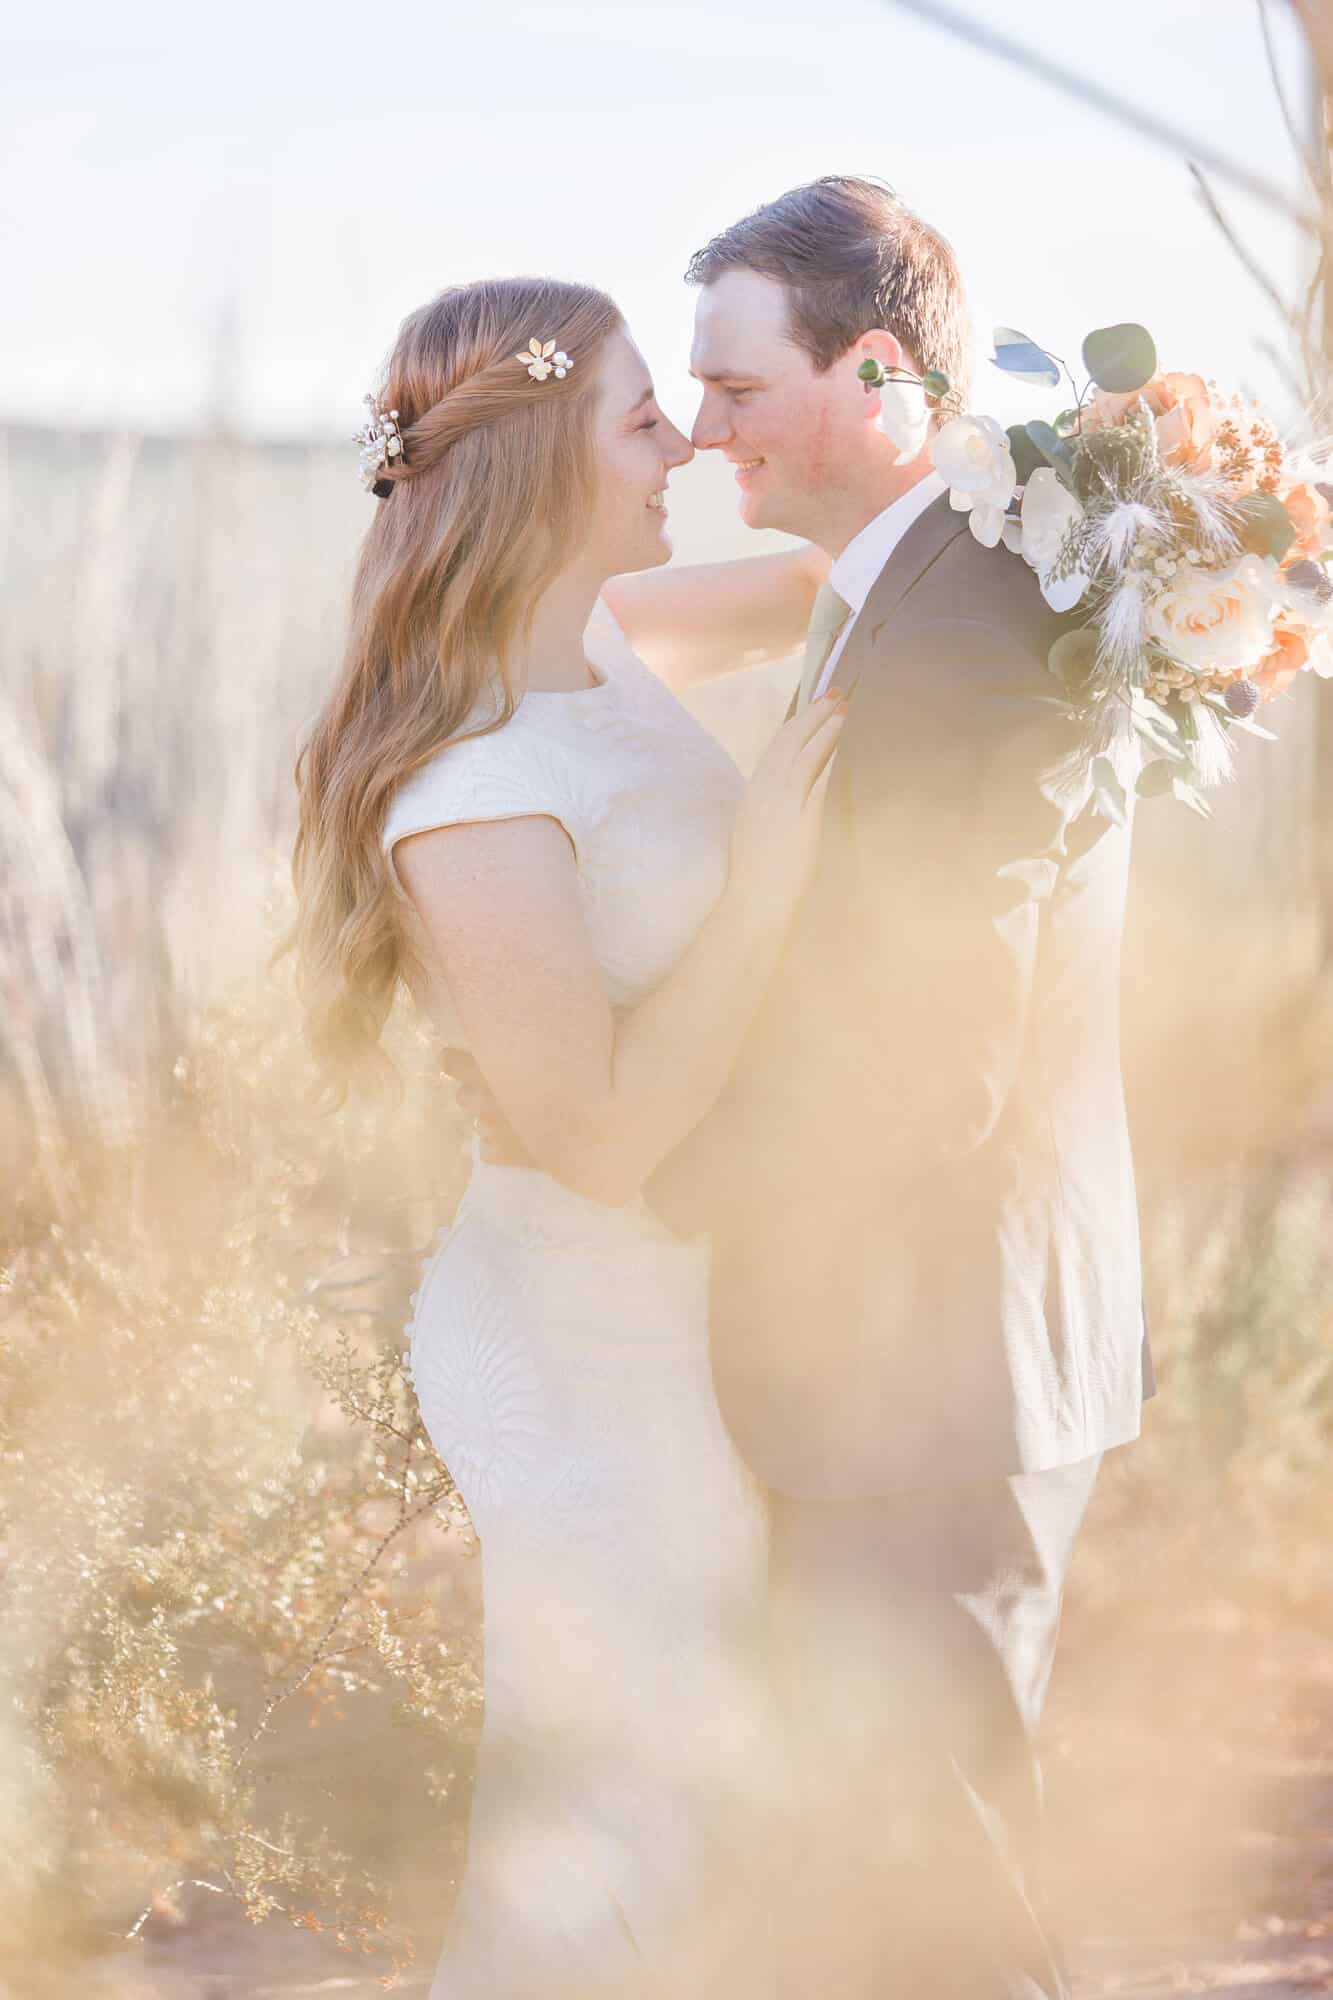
[{"left": 687, "top": 266, "right": 866, "bottom": 547}]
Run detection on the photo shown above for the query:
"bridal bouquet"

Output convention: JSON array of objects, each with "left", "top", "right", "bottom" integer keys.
[{"left": 860, "top": 325, "right": 1333, "bottom": 821}]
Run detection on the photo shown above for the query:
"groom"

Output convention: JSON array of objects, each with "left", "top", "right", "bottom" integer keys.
[
  {"left": 452, "top": 175, "right": 1155, "bottom": 1993},
  {"left": 643, "top": 175, "right": 1156, "bottom": 1997}
]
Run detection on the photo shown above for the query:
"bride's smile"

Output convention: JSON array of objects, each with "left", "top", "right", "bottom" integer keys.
[{"left": 583, "top": 328, "right": 692, "bottom": 575}]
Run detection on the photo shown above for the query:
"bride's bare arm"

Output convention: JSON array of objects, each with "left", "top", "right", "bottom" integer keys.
[
  {"left": 392, "top": 697, "right": 845, "bottom": 1207},
  {"left": 601, "top": 543, "right": 829, "bottom": 692}
]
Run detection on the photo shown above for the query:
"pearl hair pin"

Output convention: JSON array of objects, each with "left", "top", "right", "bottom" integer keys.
[
  {"left": 515, "top": 338, "right": 574, "bottom": 382},
  {"left": 354, "top": 394, "right": 405, "bottom": 494}
]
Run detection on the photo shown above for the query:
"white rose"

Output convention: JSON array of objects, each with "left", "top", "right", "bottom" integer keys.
[
  {"left": 1146, "top": 552, "right": 1281, "bottom": 676},
  {"left": 1019, "top": 467, "right": 1089, "bottom": 611},
  {"left": 931, "top": 415, "right": 1015, "bottom": 549}
]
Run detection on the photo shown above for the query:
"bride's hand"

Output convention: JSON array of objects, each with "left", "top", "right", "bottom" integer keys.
[{"left": 729, "top": 689, "right": 848, "bottom": 912}]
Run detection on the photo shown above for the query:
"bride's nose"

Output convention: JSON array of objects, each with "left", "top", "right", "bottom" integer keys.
[{"left": 662, "top": 421, "right": 694, "bottom": 470}]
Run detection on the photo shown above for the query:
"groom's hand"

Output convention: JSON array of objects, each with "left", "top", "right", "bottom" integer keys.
[{"left": 441, "top": 1048, "right": 532, "bottom": 1166}]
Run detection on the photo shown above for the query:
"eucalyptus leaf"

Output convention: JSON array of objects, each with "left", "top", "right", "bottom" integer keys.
[
  {"left": 996, "top": 354, "right": 1062, "bottom": 388},
  {"left": 1171, "top": 773, "right": 1215, "bottom": 820},
  {"left": 1236, "top": 492, "right": 1296, "bottom": 563},
  {"left": 1053, "top": 407, "right": 1081, "bottom": 438},
  {"left": 1130, "top": 706, "right": 1187, "bottom": 760},
  {"left": 1090, "top": 754, "right": 1128, "bottom": 828},
  {"left": 1130, "top": 687, "right": 1179, "bottom": 730},
  {"left": 1025, "top": 420, "right": 1077, "bottom": 488},
  {"left": 1025, "top": 418, "right": 1075, "bottom": 464},
  {"left": 1200, "top": 692, "right": 1279, "bottom": 740},
  {"left": 991, "top": 328, "right": 1061, "bottom": 389},
  {"left": 1171, "top": 698, "right": 1200, "bottom": 747},
  {"left": 1136, "top": 757, "right": 1175, "bottom": 799},
  {"left": 1047, "top": 626, "right": 1098, "bottom": 695},
  {"left": 1081, "top": 323, "right": 1158, "bottom": 394},
  {"left": 1007, "top": 423, "right": 1046, "bottom": 486},
  {"left": 1227, "top": 712, "right": 1280, "bottom": 743}
]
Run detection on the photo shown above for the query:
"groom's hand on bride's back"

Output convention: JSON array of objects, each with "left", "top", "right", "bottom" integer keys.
[{"left": 441, "top": 1048, "right": 532, "bottom": 1165}]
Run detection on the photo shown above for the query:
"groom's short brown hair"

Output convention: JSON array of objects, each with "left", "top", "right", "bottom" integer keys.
[{"left": 685, "top": 175, "right": 972, "bottom": 405}]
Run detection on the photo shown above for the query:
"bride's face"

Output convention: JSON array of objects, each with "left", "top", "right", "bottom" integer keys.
[{"left": 585, "top": 329, "right": 693, "bottom": 575}]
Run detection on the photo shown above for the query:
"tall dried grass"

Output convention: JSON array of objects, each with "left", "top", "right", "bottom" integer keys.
[{"left": 1, "top": 421, "right": 1330, "bottom": 1992}]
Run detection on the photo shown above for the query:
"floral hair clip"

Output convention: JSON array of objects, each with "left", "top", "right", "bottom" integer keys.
[
  {"left": 515, "top": 338, "right": 574, "bottom": 382},
  {"left": 355, "top": 394, "right": 405, "bottom": 496}
]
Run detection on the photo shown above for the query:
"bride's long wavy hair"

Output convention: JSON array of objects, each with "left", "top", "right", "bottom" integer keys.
[{"left": 284, "top": 276, "right": 623, "bottom": 1109}]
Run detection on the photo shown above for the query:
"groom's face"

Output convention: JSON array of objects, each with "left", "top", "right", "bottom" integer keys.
[{"left": 688, "top": 268, "right": 861, "bottom": 544}]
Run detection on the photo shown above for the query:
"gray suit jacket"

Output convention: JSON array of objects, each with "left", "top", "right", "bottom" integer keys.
[{"left": 646, "top": 493, "right": 1155, "bottom": 1499}]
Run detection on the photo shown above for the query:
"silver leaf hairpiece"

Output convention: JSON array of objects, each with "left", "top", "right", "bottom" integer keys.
[
  {"left": 514, "top": 338, "right": 574, "bottom": 382},
  {"left": 354, "top": 394, "right": 405, "bottom": 493}
]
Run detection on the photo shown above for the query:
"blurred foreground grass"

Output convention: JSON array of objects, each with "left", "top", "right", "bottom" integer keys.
[{"left": 1, "top": 425, "right": 1330, "bottom": 1993}]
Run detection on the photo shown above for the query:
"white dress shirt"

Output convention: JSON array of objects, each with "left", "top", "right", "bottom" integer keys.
[{"left": 813, "top": 469, "right": 947, "bottom": 701}]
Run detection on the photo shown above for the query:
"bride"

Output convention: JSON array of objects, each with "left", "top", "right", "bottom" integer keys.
[{"left": 290, "top": 275, "right": 844, "bottom": 1997}]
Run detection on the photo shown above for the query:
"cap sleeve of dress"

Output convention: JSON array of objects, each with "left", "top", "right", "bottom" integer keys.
[{"left": 380, "top": 722, "right": 581, "bottom": 902}]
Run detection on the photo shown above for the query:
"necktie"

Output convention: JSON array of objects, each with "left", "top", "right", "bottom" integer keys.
[{"left": 797, "top": 581, "right": 851, "bottom": 710}]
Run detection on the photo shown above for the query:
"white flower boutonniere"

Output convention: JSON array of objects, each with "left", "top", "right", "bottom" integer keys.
[{"left": 931, "top": 415, "right": 1017, "bottom": 550}]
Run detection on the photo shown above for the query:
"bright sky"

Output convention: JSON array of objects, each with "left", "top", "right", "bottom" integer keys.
[{"left": 1, "top": 0, "right": 1319, "bottom": 451}]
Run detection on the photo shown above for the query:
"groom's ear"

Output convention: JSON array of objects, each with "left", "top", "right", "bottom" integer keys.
[
  {"left": 850, "top": 328, "right": 907, "bottom": 423},
  {"left": 856, "top": 328, "right": 905, "bottom": 373}
]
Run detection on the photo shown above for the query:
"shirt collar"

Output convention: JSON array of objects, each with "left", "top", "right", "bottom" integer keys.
[{"left": 829, "top": 469, "right": 948, "bottom": 618}]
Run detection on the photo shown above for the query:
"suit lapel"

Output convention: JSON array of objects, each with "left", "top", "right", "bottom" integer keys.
[
  {"left": 833, "top": 491, "right": 967, "bottom": 694},
  {"left": 785, "top": 492, "right": 967, "bottom": 721}
]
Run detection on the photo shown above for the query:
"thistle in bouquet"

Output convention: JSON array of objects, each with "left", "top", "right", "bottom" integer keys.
[{"left": 858, "top": 325, "right": 1333, "bottom": 824}]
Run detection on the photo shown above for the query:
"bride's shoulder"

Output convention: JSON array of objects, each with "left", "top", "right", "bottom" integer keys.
[{"left": 380, "top": 694, "right": 578, "bottom": 856}]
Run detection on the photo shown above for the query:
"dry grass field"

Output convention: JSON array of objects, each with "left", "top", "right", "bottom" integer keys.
[{"left": 2, "top": 420, "right": 1331, "bottom": 1996}]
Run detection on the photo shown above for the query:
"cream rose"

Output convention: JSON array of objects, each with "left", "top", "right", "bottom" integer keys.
[{"left": 1146, "top": 553, "right": 1280, "bottom": 676}]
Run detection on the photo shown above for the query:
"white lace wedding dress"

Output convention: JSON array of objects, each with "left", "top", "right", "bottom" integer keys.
[{"left": 381, "top": 603, "right": 773, "bottom": 1999}]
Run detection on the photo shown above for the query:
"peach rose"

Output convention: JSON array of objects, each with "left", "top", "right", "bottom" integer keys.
[
  {"left": 1147, "top": 372, "right": 1217, "bottom": 472},
  {"left": 1281, "top": 482, "right": 1330, "bottom": 562},
  {"left": 1253, "top": 621, "right": 1310, "bottom": 701},
  {"left": 1146, "top": 551, "right": 1279, "bottom": 675},
  {"left": 1082, "top": 383, "right": 1157, "bottom": 432},
  {"left": 1082, "top": 371, "right": 1217, "bottom": 471}
]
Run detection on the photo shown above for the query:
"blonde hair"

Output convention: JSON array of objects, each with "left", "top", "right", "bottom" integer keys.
[{"left": 284, "top": 276, "right": 623, "bottom": 1108}]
